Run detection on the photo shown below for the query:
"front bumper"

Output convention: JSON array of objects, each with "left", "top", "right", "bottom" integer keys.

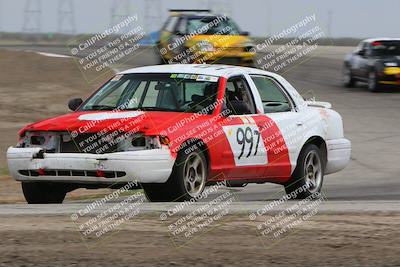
[
  {"left": 378, "top": 68, "right": 400, "bottom": 86},
  {"left": 7, "top": 147, "right": 175, "bottom": 184},
  {"left": 325, "top": 138, "right": 351, "bottom": 174}
]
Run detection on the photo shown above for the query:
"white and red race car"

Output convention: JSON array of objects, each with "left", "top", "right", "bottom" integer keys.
[{"left": 7, "top": 64, "right": 351, "bottom": 203}]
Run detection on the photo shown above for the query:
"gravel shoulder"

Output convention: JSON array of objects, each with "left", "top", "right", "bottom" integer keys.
[{"left": 0, "top": 213, "right": 399, "bottom": 267}]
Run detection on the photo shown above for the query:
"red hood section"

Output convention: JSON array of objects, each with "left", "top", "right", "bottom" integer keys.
[{"left": 19, "top": 111, "right": 214, "bottom": 137}]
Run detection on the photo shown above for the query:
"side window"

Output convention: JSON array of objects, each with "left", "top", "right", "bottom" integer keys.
[
  {"left": 225, "top": 76, "right": 256, "bottom": 115},
  {"left": 250, "top": 75, "right": 291, "bottom": 113},
  {"left": 175, "top": 17, "right": 187, "bottom": 34},
  {"left": 165, "top": 16, "right": 178, "bottom": 32},
  {"left": 356, "top": 42, "right": 364, "bottom": 52}
]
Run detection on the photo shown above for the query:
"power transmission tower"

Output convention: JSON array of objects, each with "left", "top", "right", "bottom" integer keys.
[
  {"left": 265, "top": 0, "right": 271, "bottom": 37},
  {"left": 144, "top": 0, "right": 162, "bottom": 32},
  {"left": 327, "top": 9, "right": 333, "bottom": 38},
  {"left": 22, "top": 0, "right": 42, "bottom": 33},
  {"left": 58, "top": 0, "right": 76, "bottom": 34},
  {"left": 110, "top": 0, "right": 130, "bottom": 27},
  {"left": 208, "top": 0, "right": 232, "bottom": 16}
]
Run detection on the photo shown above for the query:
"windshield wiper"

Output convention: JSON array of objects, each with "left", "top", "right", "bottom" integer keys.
[
  {"left": 88, "top": 105, "right": 116, "bottom": 110},
  {"left": 140, "top": 107, "right": 179, "bottom": 112}
]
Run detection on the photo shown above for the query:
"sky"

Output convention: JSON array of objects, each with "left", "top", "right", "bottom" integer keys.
[{"left": 0, "top": 0, "right": 399, "bottom": 38}]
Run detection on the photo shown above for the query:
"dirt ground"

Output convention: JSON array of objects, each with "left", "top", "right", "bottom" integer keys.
[
  {"left": 0, "top": 49, "right": 115, "bottom": 203},
  {"left": 0, "top": 214, "right": 399, "bottom": 267}
]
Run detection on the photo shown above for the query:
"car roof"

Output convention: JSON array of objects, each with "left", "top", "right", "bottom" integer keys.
[
  {"left": 363, "top": 37, "right": 400, "bottom": 43},
  {"left": 119, "top": 64, "right": 279, "bottom": 79}
]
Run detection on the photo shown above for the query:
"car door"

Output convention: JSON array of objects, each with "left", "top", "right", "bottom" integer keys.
[
  {"left": 219, "top": 75, "right": 276, "bottom": 179},
  {"left": 352, "top": 42, "right": 369, "bottom": 78},
  {"left": 246, "top": 74, "right": 307, "bottom": 179}
]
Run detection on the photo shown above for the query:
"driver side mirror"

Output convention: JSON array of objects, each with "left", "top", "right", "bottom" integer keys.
[
  {"left": 68, "top": 98, "right": 83, "bottom": 111},
  {"left": 226, "top": 100, "right": 251, "bottom": 115},
  {"left": 241, "top": 31, "right": 250, "bottom": 36}
]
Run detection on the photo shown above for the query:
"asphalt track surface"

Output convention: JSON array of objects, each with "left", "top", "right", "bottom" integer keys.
[{"left": 1, "top": 44, "right": 400, "bottom": 208}]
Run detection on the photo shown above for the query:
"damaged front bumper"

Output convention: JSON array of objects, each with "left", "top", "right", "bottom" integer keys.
[{"left": 7, "top": 147, "right": 175, "bottom": 184}]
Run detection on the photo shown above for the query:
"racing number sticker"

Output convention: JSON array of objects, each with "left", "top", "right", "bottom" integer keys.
[{"left": 222, "top": 124, "right": 268, "bottom": 166}]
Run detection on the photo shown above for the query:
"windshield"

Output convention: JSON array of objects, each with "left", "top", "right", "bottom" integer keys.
[
  {"left": 80, "top": 73, "right": 220, "bottom": 114},
  {"left": 370, "top": 41, "right": 400, "bottom": 56},
  {"left": 187, "top": 16, "right": 241, "bottom": 35}
]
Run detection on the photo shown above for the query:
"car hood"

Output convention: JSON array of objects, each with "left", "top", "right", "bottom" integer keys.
[
  {"left": 19, "top": 110, "right": 210, "bottom": 137},
  {"left": 187, "top": 35, "right": 252, "bottom": 48}
]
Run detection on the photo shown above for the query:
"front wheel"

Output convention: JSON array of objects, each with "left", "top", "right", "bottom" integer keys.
[
  {"left": 22, "top": 182, "right": 67, "bottom": 204},
  {"left": 368, "top": 71, "right": 381, "bottom": 92},
  {"left": 284, "top": 144, "right": 324, "bottom": 199},
  {"left": 143, "top": 147, "right": 208, "bottom": 202},
  {"left": 342, "top": 65, "right": 356, "bottom": 87}
]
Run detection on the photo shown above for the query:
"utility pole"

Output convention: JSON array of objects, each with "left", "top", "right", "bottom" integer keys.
[
  {"left": 22, "top": 0, "right": 42, "bottom": 33},
  {"left": 144, "top": 0, "right": 162, "bottom": 33},
  {"left": 58, "top": 0, "right": 76, "bottom": 34}
]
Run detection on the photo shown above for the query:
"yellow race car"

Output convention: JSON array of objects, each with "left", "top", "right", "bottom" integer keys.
[{"left": 156, "top": 9, "right": 255, "bottom": 66}]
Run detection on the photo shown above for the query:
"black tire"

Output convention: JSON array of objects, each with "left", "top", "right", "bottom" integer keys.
[
  {"left": 284, "top": 144, "right": 324, "bottom": 199},
  {"left": 154, "top": 43, "right": 167, "bottom": 65},
  {"left": 343, "top": 64, "right": 356, "bottom": 87},
  {"left": 22, "top": 182, "right": 67, "bottom": 204},
  {"left": 142, "top": 146, "right": 208, "bottom": 202},
  {"left": 368, "top": 70, "right": 381, "bottom": 92}
]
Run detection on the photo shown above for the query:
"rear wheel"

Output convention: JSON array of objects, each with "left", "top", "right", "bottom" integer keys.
[
  {"left": 284, "top": 144, "right": 324, "bottom": 199},
  {"left": 22, "top": 182, "right": 67, "bottom": 204},
  {"left": 143, "top": 147, "right": 208, "bottom": 202}
]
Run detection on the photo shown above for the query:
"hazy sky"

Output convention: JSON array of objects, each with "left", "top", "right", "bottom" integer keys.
[{"left": 0, "top": 0, "right": 399, "bottom": 38}]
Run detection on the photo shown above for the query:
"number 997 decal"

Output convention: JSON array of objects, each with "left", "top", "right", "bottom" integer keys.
[{"left": 222, "top": 124, "right": 268, "bottom": 166}]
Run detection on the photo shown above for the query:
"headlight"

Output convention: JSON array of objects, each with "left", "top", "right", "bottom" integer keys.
[
  {"left": 117, "top": 134, "right": 163, "bottom": 151},
  {"left": 17, "top": 131, "right": 60, "bottom": 151},
  {"left": 384, "top": 62, "right": 398, "bottom": 67},
  {"left": 243, "top": 42, "right": 256, "bottom": 53},
  {"left": 197, "top": 41, "right": 215, "bottom": 52}
]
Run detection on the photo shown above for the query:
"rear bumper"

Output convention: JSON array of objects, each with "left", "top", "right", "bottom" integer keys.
[
  {"left": 7, "top": 147, "right": 175, "bottom": 184},
  {"left": 325, "top": 138, "right": 351, "bottom": 174}
]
